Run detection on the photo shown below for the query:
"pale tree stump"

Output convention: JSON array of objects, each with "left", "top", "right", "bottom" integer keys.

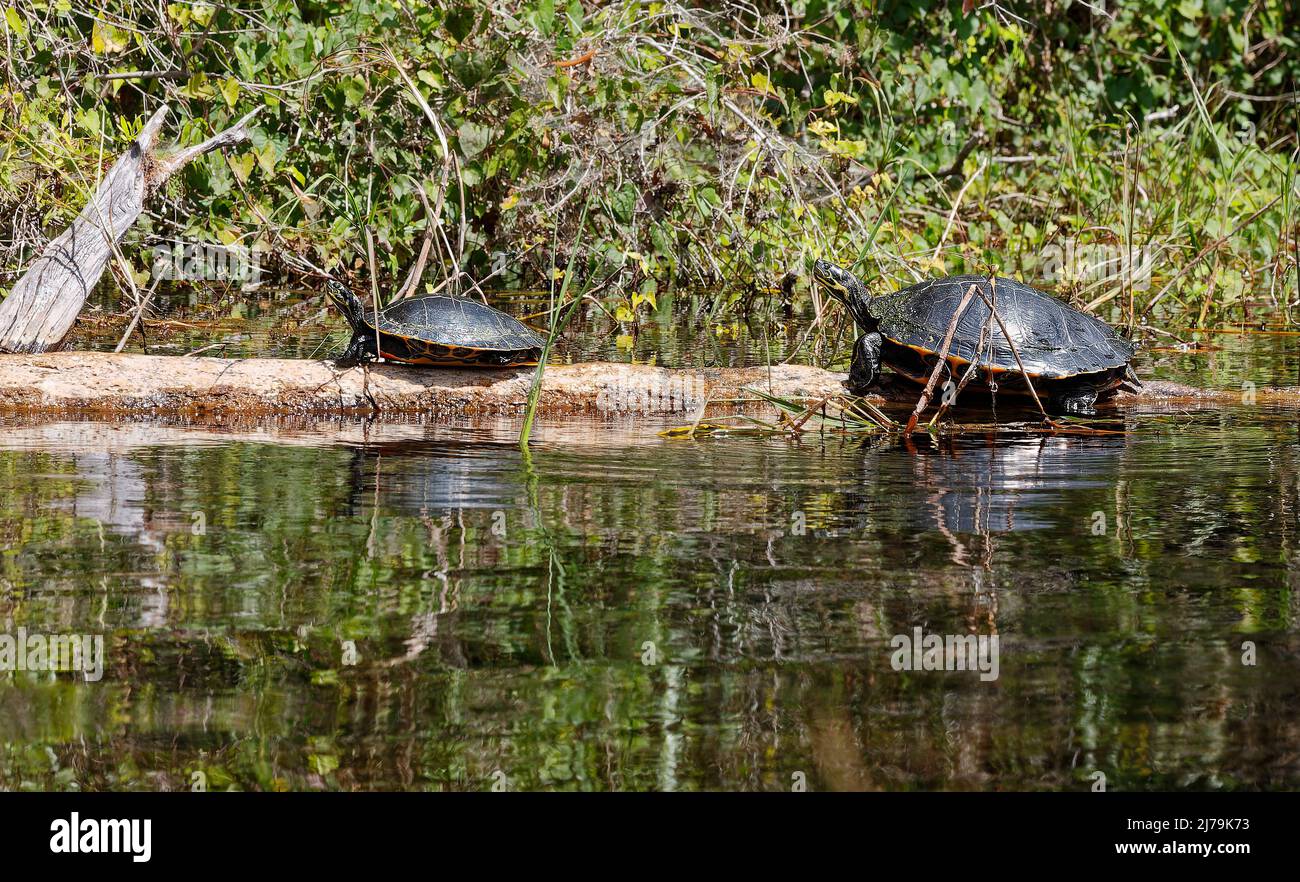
[{"left": 0, "top": 105, "right": 261, "bottom": 353}]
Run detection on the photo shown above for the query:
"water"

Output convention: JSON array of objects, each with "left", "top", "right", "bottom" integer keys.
[{"left": 1, "top": 328, "right": 1297, "bottom": 791}]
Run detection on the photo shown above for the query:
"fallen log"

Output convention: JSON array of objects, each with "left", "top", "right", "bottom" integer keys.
[
  {"left": 0, "top": 106, "right": 261, "bottom": 354},
  {"left": 0, "top": 353, "right": 1297, "bottom": 418},
  {"left": 0, "top": 353, "right": 843, "bottom": 416}
]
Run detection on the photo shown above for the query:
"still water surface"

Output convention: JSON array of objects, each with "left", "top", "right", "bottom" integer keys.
[{"left": 0, "top": 327, "right": 1297, "bottom": 791}]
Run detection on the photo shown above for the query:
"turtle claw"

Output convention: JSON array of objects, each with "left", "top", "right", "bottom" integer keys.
[{"left": 843, "top": 377, "right": 875, "bottom": 397}]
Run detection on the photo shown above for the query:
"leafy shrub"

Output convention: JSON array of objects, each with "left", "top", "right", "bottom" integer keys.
[{"left": 0, "top": 1, "right": 1295, "bottom": 326}]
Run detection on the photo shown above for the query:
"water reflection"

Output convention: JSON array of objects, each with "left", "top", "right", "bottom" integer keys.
[{"left": 0, "top": 403, "right": 1297, "bottom": 791}]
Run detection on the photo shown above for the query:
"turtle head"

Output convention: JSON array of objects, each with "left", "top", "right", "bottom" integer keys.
[
  {"left": 812, "top": 259, "right": 873, "bottom": 328},
  {"left": 325, "top": 279, "right": 365, "bottom": 328}
]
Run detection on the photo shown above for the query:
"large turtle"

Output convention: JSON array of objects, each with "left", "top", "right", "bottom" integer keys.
[
  {"left": 326, "top": 280, "right": 546, "bottom": 367},
  {"left": 812, "top": 260, "right": 1140, "bottom": 415}
]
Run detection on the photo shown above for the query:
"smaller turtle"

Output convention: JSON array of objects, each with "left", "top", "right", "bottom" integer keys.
[
  {"left": 326, "top": 281, "right": 546, "bottom": 367},
  {"left": 812, "top": 260, "right": 1140, "bottom": 415}
]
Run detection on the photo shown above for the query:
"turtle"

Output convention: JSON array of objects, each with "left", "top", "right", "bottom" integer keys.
[
  {"left": 811, "top": 260, "right": 1140, "bottom": 415},
  {"left": 325, "top": 280, "right": 546, "bottom": 367}
]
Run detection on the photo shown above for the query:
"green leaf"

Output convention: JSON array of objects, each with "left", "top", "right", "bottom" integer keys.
[
  {"left": 179, "top": 72, "right": 214, "bottom": 100},
  {"left": 77, "top": 107, "right": 101, "bottom": 136},
  {"left": 342, "top": 76, "right": 366, "bottom": 107},
  {"left": 536, "top": 0, "right": 555, "bottom": 34},
  {"left": 233, "top": 44, "right": 256, "bottom": 81},
  {"left": 633, "top": 278, "right": 657, "bottom": 310},
  {"left": 416, "top": 69, "right": 442, "bottom": 91},
  {"left": 220, "top": 75, "right": 240, "bottom": 109},
  {"left": 566, "top": 0, "right": 584, "bottom": 32},
  {"left": 228, "top": 152, "right": 255, "bottom": 184},
  {"left": 91, "top": 20, "right": 129, "bottom": 54},
  {"left": 612, "top": 183, "right": 637, "bottom": 222},
  {"left": 4, "top": 7, "right": 27, "bottom": 39},
  {"left": 445, "top": 8, "right": 475, "bottom": 41},
  {"left": 547, "top": 75, "right": 565, "bottom": 109},
  {"left": 309, "top": 753, "right": 339, "bottom": 775},
  {"left": 254, "top": 142, "right": 276, "bottom": 175},
  {"left": 457, "top": 121, "right": 491, "bottom": 158}
]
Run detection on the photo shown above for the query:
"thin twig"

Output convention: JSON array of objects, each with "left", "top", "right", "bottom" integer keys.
[
  {"left": 931, "top": 157, "right": 988, "bottom": 263},
  {"left": 930, "top": 296, "right": 993, "bottom": 427},
  {"left": 113, "top": 273, "right": 163, "bottom": 353},
  {"left": 970, "top": 278, "right": 1053, "bottom": 422},
  {"left": 904, "top": 282, "right": 978, "bottom": 434},
  {"left": 393, "top": 180, "right": 435, "bottom": 300},
  {"left": 384, "top": 45, "right": 460, "bottom": 295},
  {"left": 1135, "top": 195, "right": 1282, "bottom": 321}
]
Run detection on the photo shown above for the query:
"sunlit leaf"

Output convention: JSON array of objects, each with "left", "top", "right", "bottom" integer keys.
[
  {"left": 220, "top": 75, "right": 240, "bottom": 109},
  {"left": 4, "top": 6, "right": 27, "bottom": 38}
]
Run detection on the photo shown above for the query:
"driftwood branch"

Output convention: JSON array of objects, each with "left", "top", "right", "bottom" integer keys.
[{"left": 0, "top": 106, "right": 262, "bottom": 354}]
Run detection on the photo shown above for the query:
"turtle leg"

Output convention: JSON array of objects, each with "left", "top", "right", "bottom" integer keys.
[
  {"left": 337, "top": 332, "right": 373, "bottom": 367},
  {"left": 845, "top": 331, "right": 883, "bottom": 396},
  {"left": 1052, "top": 387, "right": 1099, "bottom": 417}
]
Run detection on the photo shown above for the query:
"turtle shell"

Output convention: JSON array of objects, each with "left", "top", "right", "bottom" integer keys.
[
  {"left": 870, "top": 275, "right": 1135, "bottom": 380},
  {"left": 364, "top": 295, "right": 546, "bottom": 366}
]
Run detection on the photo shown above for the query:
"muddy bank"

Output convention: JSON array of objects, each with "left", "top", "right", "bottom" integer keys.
[{"left": 0, "top": 353, "right": 1294, "bottom": 417}]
